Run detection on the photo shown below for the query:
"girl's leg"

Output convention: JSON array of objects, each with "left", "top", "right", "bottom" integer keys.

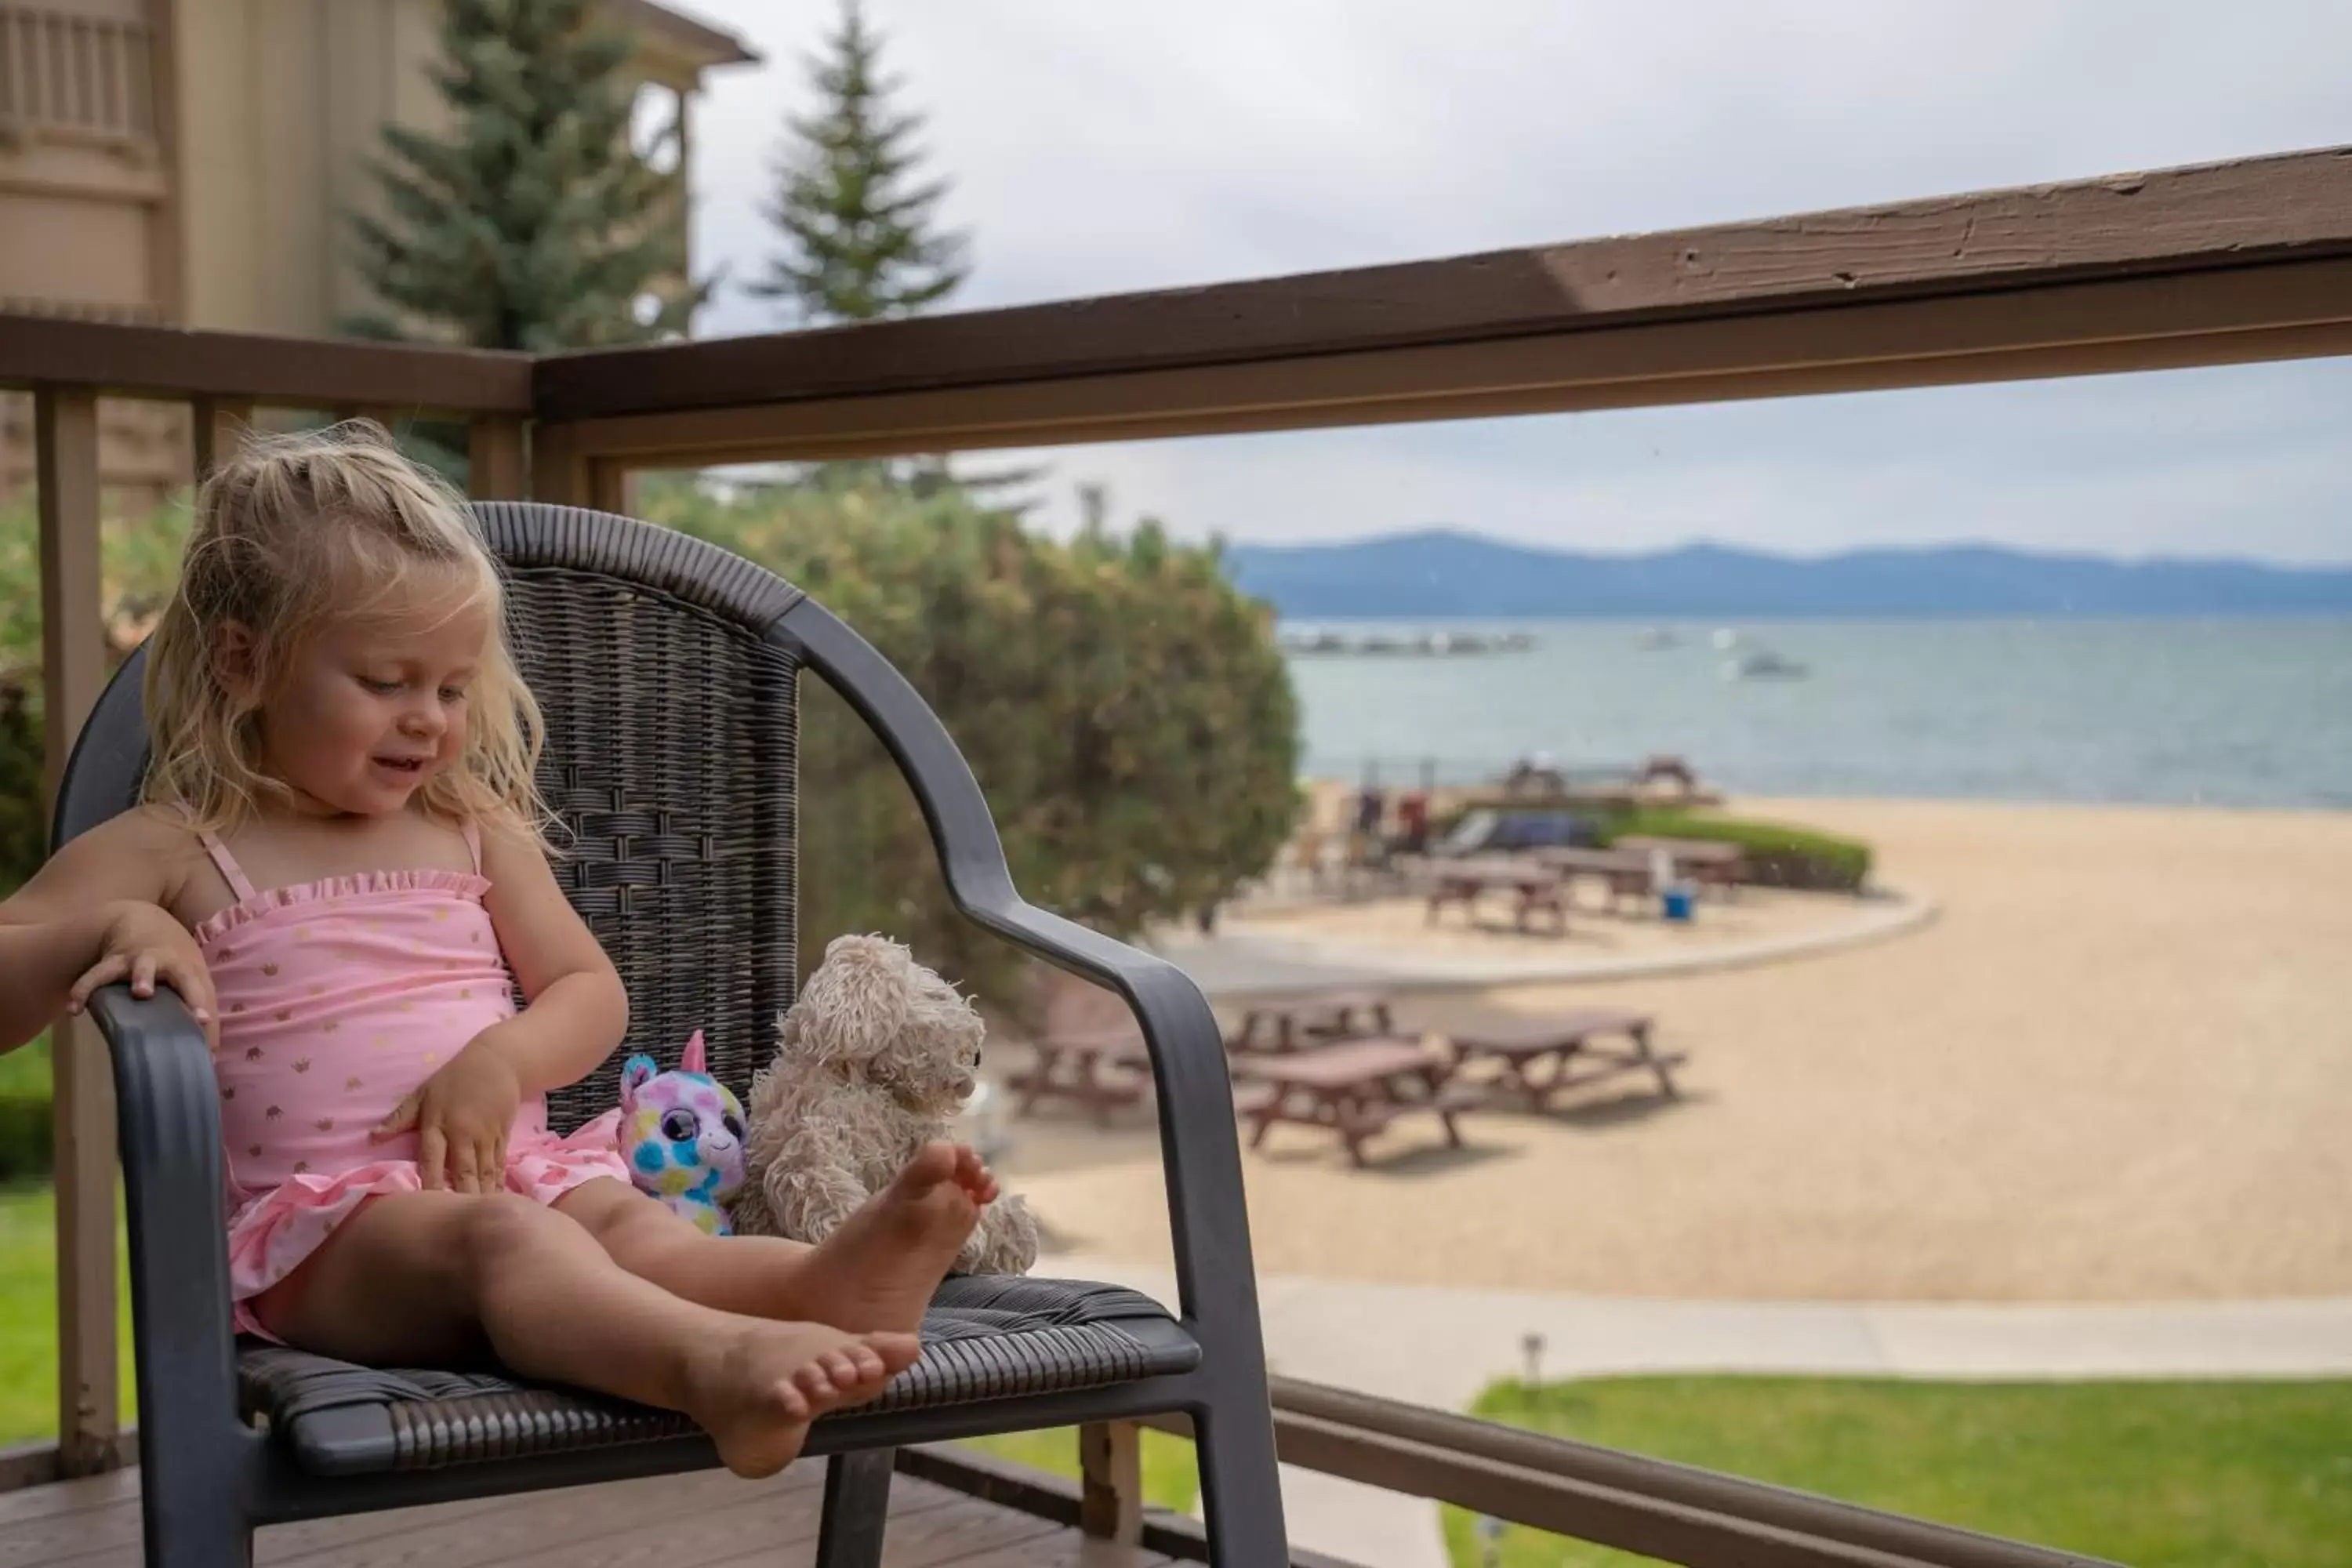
[
  {"left": 557, "top": 1143, "right": 998, "bottom": 1336},
  {"left": 249, "top": 1189, "right": 920, "bottom": 1478}
]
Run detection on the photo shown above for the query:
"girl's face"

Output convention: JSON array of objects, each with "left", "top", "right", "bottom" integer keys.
[{"left": 248, "top": 579, "right": 491, "bottom": 818}]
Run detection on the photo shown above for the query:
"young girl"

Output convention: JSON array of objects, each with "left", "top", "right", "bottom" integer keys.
[{"left": 0, "top": 423, "right": 1000, "bottom": 1480}]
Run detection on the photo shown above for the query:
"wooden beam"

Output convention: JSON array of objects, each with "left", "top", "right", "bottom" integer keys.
[
  {"left": 588, "top": 459, "right": 632, "bottom": 516},
  {"left": 535, "top": 143, "right": 2352, "bottom": 426},
  {"left": 191, "top": 396, "right": 255, "bottom": 480},
  {"left": 891, "top": 1444, "right": 1360, "bottom": 1568},
  {"left": 466, "top": 416, "right": 527, "bottom": 500},
  {"left": 34, "top": 387, "right": 122, "bottom": 1479},
  {"left": 1078, "top": 1422, "right": 1143, "bottom": 1545},
  {"left": 563, "top": 255, "right": 2352, "bottom": 464},
  {"left": 0, "top": 317, "right": 532, "bottom": 413},
  {"left": 528, "top": 421, "right": 589, "bottom": 506}
]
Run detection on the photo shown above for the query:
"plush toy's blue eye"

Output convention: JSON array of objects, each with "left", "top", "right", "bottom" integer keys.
[
  {"left": 660, "top": 1109, "right": 699, "bottom": 1143},
  {"left": 721, "top": 1112, "right": 745, "bottom": 1141}
]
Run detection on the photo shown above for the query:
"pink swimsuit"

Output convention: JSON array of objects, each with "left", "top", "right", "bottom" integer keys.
[{"left": 195, "top": 822, "right": 630, "bottom": 1339}]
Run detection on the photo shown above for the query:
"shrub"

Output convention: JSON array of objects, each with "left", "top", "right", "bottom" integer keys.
[
  {"left": 0, "top": 1036, "right": 52, "bottom": 1185},
  {"left": 1599, "top": 808, "right": 1872, "bottom": 893},
  {"left": 641, "top": 477, "right": 1303, "bottom": 1011},
  {"left": 1, "top": 495, "right": 193, "bottom": 896}
]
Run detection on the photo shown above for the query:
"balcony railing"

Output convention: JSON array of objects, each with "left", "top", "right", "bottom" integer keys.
[
  {"left": 4, "top": 140, "right": 2349, "bottom": 1565},
  {"left": 0, "top": 4, "right": 155, "bottom": 152}
]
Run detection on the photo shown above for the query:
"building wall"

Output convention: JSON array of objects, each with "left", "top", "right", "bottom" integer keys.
[
  {"left": 177, "top": 0, "right": 453, "bottom": 339},
  {"left": 2, "top": 0, "right": 733, "bottom": 510}
]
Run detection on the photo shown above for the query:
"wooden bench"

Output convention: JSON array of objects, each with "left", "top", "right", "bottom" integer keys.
[
  {"left": 1227, "top": 987, "right": 1397, "bottom": 1054},
  {"left": 1423, "top": 856, "right": 1569, "bottom": 934},
  {"left": 1006, "top": 1028, "right": 1152, "bottom": 1126},
  {"left": 1232, "top": 1036, "right": 1482, "bottom": 1167},
  {"left": 1446, "top": 1010, "right": 1683, "bottom": 1109},
  {"left": 1615, "top": 837, "right": 1746, "bottom": 898},
  {"left": 1526, "top": 846, "right": 1659, "bottom": 913}
]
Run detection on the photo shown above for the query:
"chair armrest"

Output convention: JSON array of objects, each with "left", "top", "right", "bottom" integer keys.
[
  {"left": 776, "top": 600, "right": 1262, "bottom": 1326},
  {"left": 85, "top": 983, "right": 245, "bottom": 1436}
]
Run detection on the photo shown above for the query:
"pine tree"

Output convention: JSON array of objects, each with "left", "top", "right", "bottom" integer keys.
[
  {"left": 748, "top": 0, "right": 967, "bottom": 325},
  {"left": 749, "top": 2, "right": 1040, "bottom": 510},
  {"left": 346, "top": 0, "right": 705, "bottom": 351}
]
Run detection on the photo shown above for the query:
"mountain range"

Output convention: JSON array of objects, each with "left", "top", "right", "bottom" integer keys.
[{"left": 1220, "top": 530, "right": 2352, "bottom": 619}]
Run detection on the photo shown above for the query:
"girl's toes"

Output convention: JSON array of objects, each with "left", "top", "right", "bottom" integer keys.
[{"left": 793, "top": 1364, "right": 837, "bottom": 1402}]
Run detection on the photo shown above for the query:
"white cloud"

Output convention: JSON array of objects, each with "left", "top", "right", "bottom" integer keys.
[{"left": 666, "top": 0, "right": 2352, "bottom": 563}]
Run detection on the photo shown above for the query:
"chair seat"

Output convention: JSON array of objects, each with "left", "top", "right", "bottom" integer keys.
[{"left": 240, "top": 1276, "right": 1200, "bottom": 1476}]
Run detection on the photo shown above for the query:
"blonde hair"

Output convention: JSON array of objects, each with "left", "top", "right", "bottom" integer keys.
[{"left": 143, "top": 420, "right": 550, "bottom": 841}]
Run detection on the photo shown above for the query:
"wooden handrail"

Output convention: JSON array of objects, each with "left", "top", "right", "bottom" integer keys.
[
  {"left": 0, "top": 315, "right": 532, "bottom": 413},
  {"left": 1116, "top": 1377, "right": 2118, "bottom": 1568},
  {"left": 535, "top": 143, "right": 2352, "bottom": 415}
]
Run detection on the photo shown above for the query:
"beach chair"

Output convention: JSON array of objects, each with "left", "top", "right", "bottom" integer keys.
[{"left": 55, "top": 503, "right": 1286, "bottom": 1567}]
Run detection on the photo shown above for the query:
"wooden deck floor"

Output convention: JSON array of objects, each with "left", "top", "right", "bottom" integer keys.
[{"left": 0, "top": 1455, "right": 1185, "bottom": 1568}]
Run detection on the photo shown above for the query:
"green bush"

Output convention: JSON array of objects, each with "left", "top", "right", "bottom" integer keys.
[
  {"left": 0, "top": 688, "right": 39, "bottom": 899},
  {"left": 1, "top": 495, "right": 194, "bottom": 896},
  {"left": 0, "top": 1037, "right": 53, "bottom": 1186},
  {"left": 1599, "top": 809, "right": 1872, "bottom": 892},
  {"left": 641, "top": 476, "right": 1302, "bottom": 1011}
]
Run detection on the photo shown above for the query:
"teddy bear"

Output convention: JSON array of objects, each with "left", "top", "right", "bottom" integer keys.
[{"left": 731, "top": 933, "right": 1040, "bottom": 1276}]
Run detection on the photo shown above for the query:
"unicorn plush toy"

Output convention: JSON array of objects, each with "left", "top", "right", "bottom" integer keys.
[{"left": 618, "top": 1029, "right": 748, "bottom": 1235}]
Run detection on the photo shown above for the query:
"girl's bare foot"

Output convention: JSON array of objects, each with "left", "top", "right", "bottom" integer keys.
[
  {"left": 790, "top": 1143, "right": 998, "bottom": 1334},
  {"left": 685, "top": 1320, "right": 920, "bottom": 1479}
]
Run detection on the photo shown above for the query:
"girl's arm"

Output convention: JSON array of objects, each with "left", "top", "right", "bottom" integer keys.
[
  {"left": 0, "top": 811, "right": 212, "bottom": 1051},
  {"left": 471, "top": 815, "right": 630, "bottom": 1094}
]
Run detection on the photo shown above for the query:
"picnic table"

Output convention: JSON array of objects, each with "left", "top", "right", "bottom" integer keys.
[
  {"left": 1423, "top": 855, "right": 1569, "bottom": 934},
  {"left": 1614, "top": 837, "right": 1747, "bottom": 898},
  {"left": 1526, "top": 846, "right": 1658, "bottom": 913},
  {"left": 1446, "top": 1010, "right": 1683, "bottom": 1109},
  {"left": 1226, "top": 987, "right": 1396, "bottom": 1054},
  {"left": 1230, "top": 1036, "right": 1483, "bottom": 1167},
  {"left": 1006, "top": 1027, "right": 1152, "bottom": 1126}
]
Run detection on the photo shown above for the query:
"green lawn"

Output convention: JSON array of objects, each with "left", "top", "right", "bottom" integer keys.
[
  {"left": 1446, "top": 1375, "right": 2352, "bottom": 1568},
  {"left": 957, "top": 1426, "right": 1201, "bottom": 1513},
  {"left": 0, "top": 1185, "right": 132, "bottom": 1444}
]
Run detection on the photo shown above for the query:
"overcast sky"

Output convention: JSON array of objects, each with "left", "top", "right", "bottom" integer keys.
[{"left": 667, "top": 1, "right": 2352, "bottom": 564}]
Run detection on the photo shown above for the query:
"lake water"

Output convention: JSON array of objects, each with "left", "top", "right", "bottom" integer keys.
[{"left": 1284, "top": 618, "right": 2352, "bottom": 809}]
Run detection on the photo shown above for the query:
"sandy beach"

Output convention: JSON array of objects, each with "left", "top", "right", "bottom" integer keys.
[{"left": 995, "top": 798, "right": 2352, "bottom": 1302}]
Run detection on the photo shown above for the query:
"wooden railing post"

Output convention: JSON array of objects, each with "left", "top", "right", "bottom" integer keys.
[
  {"left": 467, "top": 416, "right": 527, "bottom": 500},
  {"left": 1077, "top": 1421, "right": 1143, "bottom": 1545},
  {"left": 191, "top": 395, "right": 256, "bottom": 480},
  {"left": 34, "top": 387, "right": 123, "bottom": 1477},
  {"left": 529, "top": 420, "right": 588, "bottom": 506}
]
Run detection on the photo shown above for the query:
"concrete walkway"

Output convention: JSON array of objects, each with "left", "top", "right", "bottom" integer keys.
[
  {"left": 1145, "top": 886, "right": 1936, "bottom": 999},
  {"left": 1041, "top": 1250, "right": 2352, "bottom": 1567}
]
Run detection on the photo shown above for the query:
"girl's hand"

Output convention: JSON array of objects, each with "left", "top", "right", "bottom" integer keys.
[
  {"left": 371, "top": 1031, "right": 523, "bottom": 1194},
  {"left": 67, "top": 900, "right": 216, "bottom": 1044}
]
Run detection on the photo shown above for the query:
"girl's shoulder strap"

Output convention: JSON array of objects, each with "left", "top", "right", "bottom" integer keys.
[
  {"left": 194, "top": 829, "right": 260, "bottom": 904},
  {"left": 460, "top": 817, "right": 483, "bottom": 876}
]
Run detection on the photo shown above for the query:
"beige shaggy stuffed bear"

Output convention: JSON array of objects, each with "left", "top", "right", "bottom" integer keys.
[{"left": 731, "top": 933, "right": 1040, "bottom": 1276}]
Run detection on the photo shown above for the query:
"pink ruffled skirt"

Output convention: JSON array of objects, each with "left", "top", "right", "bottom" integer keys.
[{"left": 227, "top": 1109, "right": 629, "bottom": 1341}]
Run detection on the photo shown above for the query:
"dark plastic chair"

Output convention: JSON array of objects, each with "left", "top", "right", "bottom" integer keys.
[{"left": 55, "top": 503, "right": 1287, "bottom": 1566}]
